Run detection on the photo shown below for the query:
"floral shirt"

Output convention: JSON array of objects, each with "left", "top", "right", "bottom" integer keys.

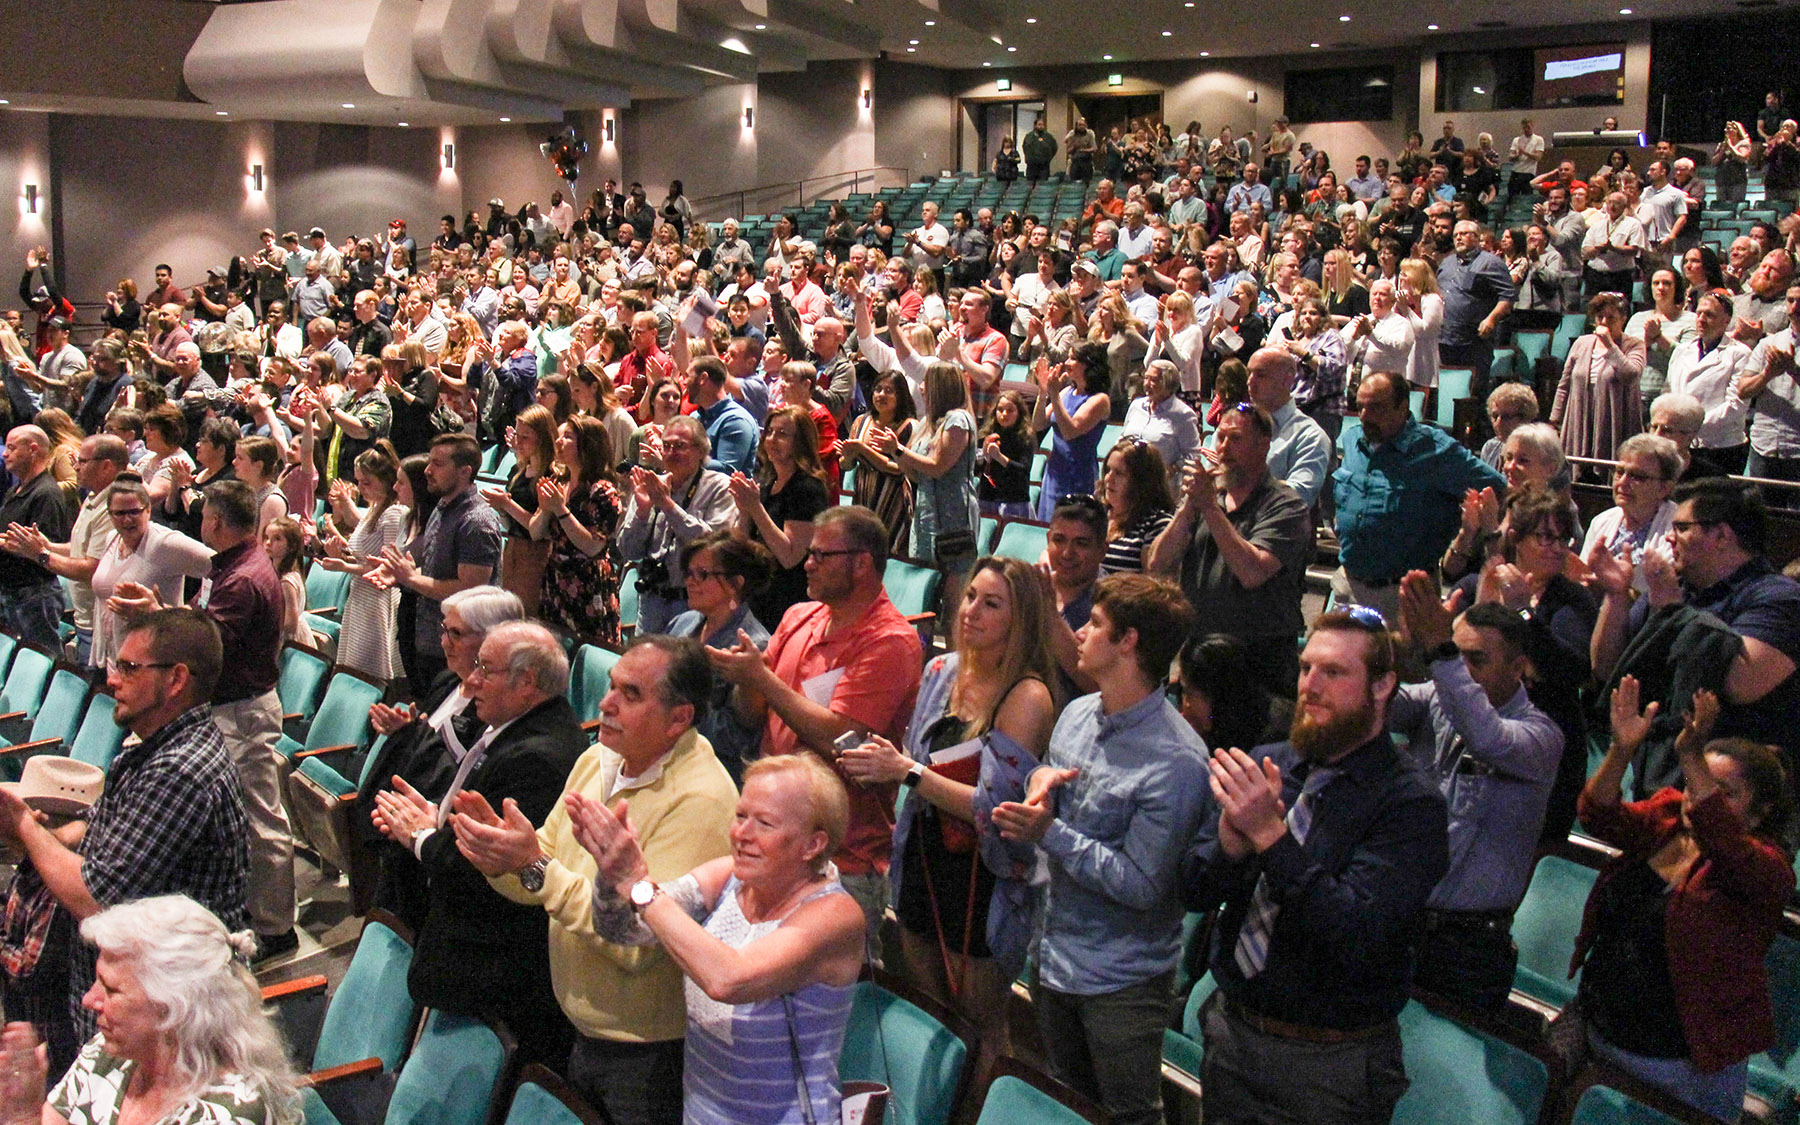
[{"left": 50, "top": 1037, "right": 290, "bottom": 1125}]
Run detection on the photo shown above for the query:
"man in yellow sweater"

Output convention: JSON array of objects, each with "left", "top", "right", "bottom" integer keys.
[{"left": 451, "top": 635, "right": 738, "bottom": 1125}]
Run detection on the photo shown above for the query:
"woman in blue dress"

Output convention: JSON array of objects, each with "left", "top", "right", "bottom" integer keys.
[{"left": 1031, "top": 340, "right": 1112, "bottom": 521}]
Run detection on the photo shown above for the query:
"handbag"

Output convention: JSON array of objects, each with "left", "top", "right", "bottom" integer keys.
[
  {"left": 932, "top": 526, "right": 976, "bottom": 567},
  {"left": 782, "top": 923, "right": 891, "bottom": 1125}
]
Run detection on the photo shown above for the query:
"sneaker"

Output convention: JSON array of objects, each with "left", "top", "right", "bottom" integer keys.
[{"left": 253, "top": 928, "right": 300, "bottom": 965}]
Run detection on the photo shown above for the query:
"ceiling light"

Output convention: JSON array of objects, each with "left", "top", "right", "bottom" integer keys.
[
  {"left": 0, "top": 101, "right": 11, "bottom": 106},
  {"left": 499, "top": 116, "right": 511, "bottom": 122},
  {"left": 215, "top": 110, "right": 228, "bottom": 116},
  {"left": 341, "top": 103, "right": 355, "bottom": 109},
  {"left": 909, "top": 38, "right": 919, "bottom": 43},
  {"left": 1162, "top": 30, "right": 1172, "bottom": 36},
  {"left": 1102, "top": 53, "right": 1113, "bottom": 60},
  {"left": 1200, "top": 50, "right": 1210, "bottom": 56},
  {"left": 1309, "top": 42, "right": 1320, "bottom": 47},
  {"left": 1473, "top": 85, "right": 1486, "bottom": 94},
  {"left": 1339, "top": 13, "right": 1351, "bottom": 19},
  {"left": 1026, "top": 16, "right": 1037, "bottom": 22},
  {"left": 982, "top": 61, "right": 992, "bottom": 66},
  {"left": 1007, "top": 45, "right": 1017, "bottom": 51},
  {"left": 1185, "top": 2, "right": 1195, "bottom": 6},
  {"left": 397, "top": 121, "right": 409, "bottom": 127},
  {"left": 991, "top": 35, "right": 1003, "bottom": 44},
  {"left": 924, "top": 19, "right": 935, "bottom": 25},
  {"left": 754, "top": 22, "right": 766, "bottom": 28},
  {"left": 906, "top": 47, "right": 915, "bottom": 52},
  {"left": 1427, "top": 22, "right": 1439, "bottom": 28}
]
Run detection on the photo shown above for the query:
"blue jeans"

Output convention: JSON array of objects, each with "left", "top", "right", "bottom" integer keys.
[
  {"left": 0, "top": 580, "right": 65, "bottom": 653},
  {"left": 635, "top": 590, "right": 687, "bottom": 637},
  {"left": 1588, "top": 1026, "right": 1747, "bottom": 1121}
]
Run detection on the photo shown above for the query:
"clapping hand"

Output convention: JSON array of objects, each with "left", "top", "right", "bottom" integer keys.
[
  {"left": 449, "top": 790, "right": 544, "bottom": 877},
  {"left": 1584, "top": 540, "right": 1635, "bottom": 598},
  {"left": 726, "top": 471, "right": 761, "bottom": 513},
  {"left": 538, "top": 477, "right": 571, "bottom": 517},
  {"left": 1398, "top": 570, "right": 1461, "bottom": 650},
  {"left": 1476, "top": 558, "right": 1532, "bottom": 612},
  {"left": 1209, "top": 747, "right": 1288, "bottom": 855},
  {"left": 1641, "top": 537, "right": 1681, "bottom": 606},
  {"left": 368, "top": 701, "right": 420, "bottom": 737},
  {"left": 992, "top": 766, "right": 1077, "bottom": 844},
  {"left": 104, "top": 581, "right": 162, "bottom": 620},
  {"left": 1, "top": 523, "right": 47, "bottom": 560},
  {"left": 371, "top": 776, "right": 436, "bottom": 846},
  {"left": 566, "top": 791, "right": 650, "bottom": 896},
  {"left": 839, "top": 734, "right": 913, "bottom": 786},
  {"left": 1675, "top": 688, "right": 1721, "bottom": 758},
  {"left": 706, "top": 629, "right": 772, "bottom": 686},
  {"left": 0, "top": 1022, "right": 47, "bottom": 1125},
  {"left": 866, "top": 424, "right": 898, "bottom": 456}
]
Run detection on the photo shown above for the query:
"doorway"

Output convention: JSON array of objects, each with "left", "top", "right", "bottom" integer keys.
[
  {"left": 962, "top": 99, "right": 1047, "bottom": 174},
  {"left": 1070, "top": 93, "right": 1163, "bottom": 142}
]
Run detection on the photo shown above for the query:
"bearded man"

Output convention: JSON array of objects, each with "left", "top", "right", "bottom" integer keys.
[{"left": 1180, "top": 607, "right": 1449, "bottom": 1125}]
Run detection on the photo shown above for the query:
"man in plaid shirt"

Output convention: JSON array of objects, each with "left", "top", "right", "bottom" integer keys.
[{"left": 0, "top": 609, "right": 249, "bottom": 1062}]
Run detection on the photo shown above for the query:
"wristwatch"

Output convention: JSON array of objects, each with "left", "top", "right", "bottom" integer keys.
[
  {"left": 517, "top": 855, "right": 550, "bottom": 892},
  {"left": 1428, "top": 640, "right": 1461, "bottom": 664},
  {"left": 629, "top": 879, "right": 661, "bottom": 913},
  {"left": 900, "top": 760, "right": 925, "bottom": 789}
]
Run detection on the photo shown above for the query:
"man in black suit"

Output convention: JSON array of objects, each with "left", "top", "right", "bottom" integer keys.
[{"left": 372, "top": 620, "right": 585, "bottom": 1068}]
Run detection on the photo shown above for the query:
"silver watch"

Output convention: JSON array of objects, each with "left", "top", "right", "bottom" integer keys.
[
  {"left": 517, "top": 855, "right": 550, "bottom": 892},
  {"left": 629, "top": 879, "right": 661, "bottom": 913}
]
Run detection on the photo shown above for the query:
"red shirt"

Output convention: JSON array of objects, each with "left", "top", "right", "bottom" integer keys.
[
  {"left": 763, "top": 596, "right": 922, "bottom": 875},
  {"left": 957, "top": 325, "right": 1010, "bottom": 420},
  {"left": 619, "top": 346, "right": 675, "bottom": 416},
  {"left": 810, "top": 403, "right": 841, "bottom": 494}
]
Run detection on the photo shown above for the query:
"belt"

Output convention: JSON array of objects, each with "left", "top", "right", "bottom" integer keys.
[
  {"left": 1344, "top": 573, "right": 1402, "bottom": 589},
  {"left": 1422, "top": 908, "right": 1513, "bottom": 933},
  {"left": 1222, "top": 997, "right": 1393, "bottom": 1044}
]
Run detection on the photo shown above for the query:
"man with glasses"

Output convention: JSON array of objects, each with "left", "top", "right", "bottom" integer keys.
[
  {"left": 1647, "top": 391, "right": 1728, "bottom": 481},
  {"left": 369, "top": 621, "right": 587, "bottom": 1069},
  {"left": 104, "top": 481, "right": 292, "bottom": 962},
  {"left": 1741, "top": 284, "right": 1800, "bottom": 506},
  {"left": 709, "top": 505, "right": 921, "bottom": 951},
  {"left": 1592, "top": 477, "right": 1800, "bottom": 793},
  {"left": 1333, "top": 372, "right": 1505, "bottom": 624},
  {"left": 1150, "top": 403, "right": 1312, "bottom": 696},
  {"left": 616, "top": 414, "right": 736, "bottom": 635},
  {"left": 0, "top": 425, "right": 75, "bottom": 651},
  {"left": 0, "top": 434, "right": 127, "bottom": 665},
  {"left": 1183, "top": 608, "right": 1448, "bottom": 1124},
  {"left": 0, "top": 609, "right": 249, "bottom": 1074}
]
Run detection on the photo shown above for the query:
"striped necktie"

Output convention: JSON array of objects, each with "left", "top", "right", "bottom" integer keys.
[{"left": 1233, "top": 767, "right": 1336, "bottom": 979}]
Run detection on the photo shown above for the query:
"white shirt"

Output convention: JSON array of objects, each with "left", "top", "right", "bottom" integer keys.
[
  {"left": 1509, "top": 133, "right": 1546, "bottom": 176},
  {"left": 1667, "top": 336, "right": 1753, "bottom": 449},
  {"left": 908, "top": 222, "right": 949, "bottom": 270},
  {"left": 1581, "top": 212, "right": 1646, "bottom": 274},
  {"left": 1637, "top": 183, "right": 1689, "bottom": 245},
  {"left": 1354, "top": 310, "right": 1416, "bottom": 377}
]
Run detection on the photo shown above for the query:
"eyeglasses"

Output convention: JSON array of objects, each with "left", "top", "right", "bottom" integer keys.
[
  {"left": 1670, "top": 519, "right": 1719, "bottom": 534},
  {"left": 108, "top": 508, "right": 146, "bottom": 519},
  {"left": 1612, "top": 467, "right": 1666, "bottom": 484},
  {"left": 111, "top": 659, "right": 175, "bottom": 677},
  {"left": 1522, "top": 528, "right": 1567, "bottom": 546},
  {"left": 439, "top": 624, "right": 477, "bottom": 641},
  {"left": 686, "top": 567, "right": 730, "bottom": 583},
  {"left": 1490, "top": 411, "right": 1529, "bottom": 423},
  {"left": 805, "top": 547, "right": 868, "bottom": 564},
  {"left": 662, "top": 439, "right": 697, "bottom": 452}
]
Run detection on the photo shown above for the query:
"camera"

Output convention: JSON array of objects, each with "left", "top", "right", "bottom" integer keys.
[{"left": 635, "top": 557, "right": 672, "bottom": 594}]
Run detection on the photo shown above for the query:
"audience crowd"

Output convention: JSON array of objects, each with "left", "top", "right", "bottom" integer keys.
[{"left": 1, "top": 98, "right": 1800, "bottom": 1125}]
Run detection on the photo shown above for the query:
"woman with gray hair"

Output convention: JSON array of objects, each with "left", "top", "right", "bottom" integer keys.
[
  {"left": 1119, "top": 358, "right": 1201, "bottom": 489},
  {"left": 351, "top": 584, "right": 524, "bottom": 927},
  {"left": 0, "top": 894, "right": 299, "bottom": 1124}
]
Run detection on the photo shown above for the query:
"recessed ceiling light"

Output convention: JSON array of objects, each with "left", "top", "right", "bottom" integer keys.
[
  {"left": 1200, "top": 50, "right": 1210, "bottom": 55},
  {"left": 499, "top": 116, "right": 511, "bottom": 122},
  {"left": 1162, "top": 30, "right": 1172, "bottom": 36},
  {"left": 754, "top": 23, "right": 766, "bottom": 28},
  {"left": 215, "top": 110, "right": 229, "bottom": 116},
  {"left": 1427, "top": 22, "right": 1439, "bottom": 28},
  {"left": 982, "top": 61, "right": 991, "bottom": 66},
  {"left": 1309, "top": 42, "right": 1320, "bottom": 47},
  {"left": 909, "top": 38, "right": 919, "bottom": 44},
  {"left": 1007, "top": 45, "right": 1017, "bottom": 51},
  {"left": 1102, "top": 54, "right": 1113, "bottom": 60},
  {"left": 341, "top": 103, "right": 356, "bottom": 109},
  {"left": 1185, "top": 2, "right": 1195, "bottom": 6},
  {"left": 906, "top": 47, "right": 915, "bottom": 52},
  {"left": 924, "top": 19, "right": 935, "bottom": 25},
  {"left": 1026, "top": 16, "right": 1037, "bottom": 23},
  {"left": 397, "top": 122, "right": 409, "bottom": 127},
  {"left": 0, "top": 100, "right": 11, "bottom": 106}
]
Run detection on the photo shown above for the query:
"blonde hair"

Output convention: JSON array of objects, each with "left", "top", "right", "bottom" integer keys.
[
  {"left": 1399, "top": 257, "right": 1441, "bottom": 296},
  {"left": 743, "top": 755, "right": 850, "bottom": 872},
  {"left": 953, "top": 556, "right": 1060, "bottom": 729}
]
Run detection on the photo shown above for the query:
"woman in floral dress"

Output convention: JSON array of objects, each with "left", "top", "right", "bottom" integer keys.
[{"left": 531, "top": 414, "right": 623, "bottom": 647}]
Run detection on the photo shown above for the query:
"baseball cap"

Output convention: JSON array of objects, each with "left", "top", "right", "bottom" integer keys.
[
  {"left": 1071, "top": 259, "right": 1099, "bottom": 277},
  {"left": 308, "top": 226, "right": 326, "bottom": 238},
  {"left": 489, "top": 198, "right": 505, "bottom": 208},
  {"left": 44, "top": 315, "right": 69, "bottom": 331}
]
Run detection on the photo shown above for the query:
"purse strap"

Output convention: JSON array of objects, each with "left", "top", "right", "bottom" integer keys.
[{"left": 781, "top": 994, "right": 818, "bottom": 1125}]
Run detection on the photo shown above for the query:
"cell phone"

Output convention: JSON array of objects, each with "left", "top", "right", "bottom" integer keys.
[
  {"left": 833, "top": 729, "right": 865, "bottom": 756},
  {"left": 1057, "top": 231, "right": 1073, "bottom": 250}
]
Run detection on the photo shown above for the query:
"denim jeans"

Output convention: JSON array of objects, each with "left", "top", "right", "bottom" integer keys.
[
  {"left": 1033, "top": 969, "right": 1174, "bottom": 1125},
  {"left": 1588, "top": 1026, "right": 1747, "bottom": 1121}
]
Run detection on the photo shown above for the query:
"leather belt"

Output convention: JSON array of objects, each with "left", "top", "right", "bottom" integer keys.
[{"left": 1222, "top": 997, "right": 1393, "bottom": 1044}]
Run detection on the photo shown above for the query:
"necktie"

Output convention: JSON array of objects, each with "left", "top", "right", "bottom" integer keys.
[
  {"left": 435, "top": 725, "right": 499, "bottom": 829},
  {"left": 1233, "top": 768, "right": 1335, "bottom": 979}
]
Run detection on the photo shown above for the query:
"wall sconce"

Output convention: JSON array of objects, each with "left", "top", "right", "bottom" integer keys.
[
  {"left": 604, "top": 118, "right": 615, "bottom": 143},
  {"left": 251, "top": 164, "right": 264, "bottom": 191},
  {"left": 23, "top": 184, "right": 37, "bottom": 214},
  {"left": 743, "top": 106, "right": 754, "bottom": 129},
  {"left": 862, "top": 88, "right": 872, "bottom": 109},
  {"left": 442, "top": 142, "right": 455, "bottom": 170},
  {"left": 996, "top": 78, "right": 1012, "bottom": 92}
]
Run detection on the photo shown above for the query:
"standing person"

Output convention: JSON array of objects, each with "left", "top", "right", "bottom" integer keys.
[
  {"left": 0, "top": 425, "right": 75, "bottom": 651},
  {"left": 663, "top": 533, "right": 774, "bottom": 785},
  {"left": 1436, "top": 220, "right": 1516, "bottom": 397},
  {"left": 1030, "top": 343, "right": 1112, "bottom": 521},
  {"left": 991, "top": 575, "right": 1208, "bottom": 1125},
  {"left": 731, "top": 406, "right": 829, "bottom": 630},
  {"left": 1065, "top": 117, "right": 1098, "bottom": 183},
  {"left": 1022, "top": 117, "right": 1059, "bottom": 182},
  {"left": 102, "top": 482, "right": 294, "bottom": 963},
  {"left": 841, "top": 370, "right": 917, "bottom": 555},
  {"left": 1183, "top": 610, "right": 1449, "bottom": 1124},
  {"left": 616, "top": 415, "right": 736, "bottom": 637},
  {"left": 1552, "top": 292, "right": 1649, "bottom": 465},
  {"left": 1576, "top": 681, "right": 1794, "bottom": 1119},
  {"left": 375, "top": 433, "right": 504, "bottom": 688},
  {"left": 839, "top": 556, "right": 1058, "bottom": 1071},
  {"left": 532, "top": 415, "right": 624, "bottom": 648},
  {"left": 1508, "top": 119, "right": 1547, "bottom": 197},
  {"left": 1582, "top": 192, "right": 1647, "bottom": 310},
  {"left": 0, "top": 433, "right": 124, "bottom": 666},
  {"left": 1392, "top": 577, "right": 1561, "bottom": 1011},
  {"left": 1667, "top": 291, "right": 1753, "bottom": 474},
  {"left": 874, "top": 361, "right": 979, "bottom": 605},
  {"left": 315, "top": 445, "right": 407, "bottom": 681},
  {"left": 1740, "top": 283, "right": 1800, "bottom": 502}
]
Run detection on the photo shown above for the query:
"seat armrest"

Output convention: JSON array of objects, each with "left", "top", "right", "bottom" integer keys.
[
  {"left": 261, "top": 974, "right": 328, "bottom": 1003},
  {"left": 291, "top": 743, "right": 358, "bottom": 763},
  {"left": 302, "top": 1057, "right": 383, "bottom": 1087},
  {"left": 0, "top": 738, "right": 63, "bottom": 757}
]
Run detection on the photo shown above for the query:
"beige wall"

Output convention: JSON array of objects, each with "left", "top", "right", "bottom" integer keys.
[{"left": 0, "top": 114, "right": 54, "bottom": 293}]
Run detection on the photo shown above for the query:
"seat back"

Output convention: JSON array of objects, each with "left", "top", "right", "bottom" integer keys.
[
  {"left": 302, "top": 673, "right": 384, "bottom": 755},
  {"left": 1511, "top": 854, "right": 1597, "bottom": 1010},
  {"left": 1749, "top": 933, "right": 1800, "bottom": 1108},
  {"left": 569, "top": 645, "right": 620, "bottom": 725},
  {"left": 976, "top": 1076, "right": 1090, "bottom": 1125},
  {"left": 839, "top": 981, "right": 968, "bottom": 1125},
  {"left": 882, "top": 561, "right": 942, "bottom": 619},
  {"left": 1569, "top": 1083, "right": 1689, "bottom": 1125},
  {"left": 0, "top": 646, "right": 56, "bottom": 720},
  {"left": 278, "top": 644, "right": 332, "bottom": 724},
  {"left": 993, "top": 520, "right": 1049, "bottom": 564},
  {"left": 312, "top": 916, "right": 416, "bottom": 1073},
  {"left": 385, "top": 1010, "right": 511, "bottom": 1125},
  {"left": 28, "top": 669, "right": 90, "bottom": 747},
  {"left": 1392, "top": 1000, "right": 1547, "bottom": 1125},
  {"left": 1436, "top": 369, "right": 1474, "bottom": 430},
  {"left": 304, "top": 567, "right": 351, "bottom": 616},
  {"left": 68, "top": 693, "right": 126, "bottom": 774},
  {"left": 0, "top": 634, "right": 18, "bottom": 682},
  {"left": 502, "top": 1067, "right": 603, "bottom": 1125}
]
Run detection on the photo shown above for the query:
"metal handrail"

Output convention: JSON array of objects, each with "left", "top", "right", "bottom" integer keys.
[
  {"left": 689, "top": 165, "right": 913, "bottom": 223},
  {"left": 1566, "top": 454, "right": 1800, "bottom": 494}
]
